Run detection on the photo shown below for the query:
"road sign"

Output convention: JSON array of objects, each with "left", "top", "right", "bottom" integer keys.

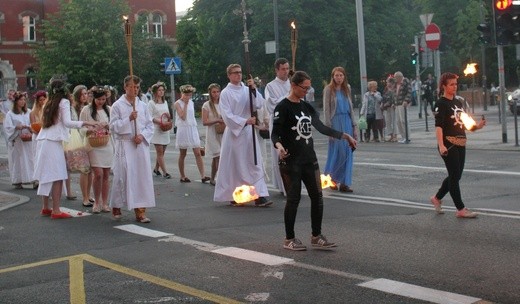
[
  {"left": 165, "top": 57, "right": 181, "bottom": 75},
  {"left": 425, "top": 23, "right": 441, "bottom": 50}
]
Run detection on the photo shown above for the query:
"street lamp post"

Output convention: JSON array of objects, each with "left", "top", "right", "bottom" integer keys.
[{"left": 290, "top": 20, "right": 297, "bottom": 70}]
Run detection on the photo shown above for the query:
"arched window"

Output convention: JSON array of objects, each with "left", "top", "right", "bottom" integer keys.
[
  {"left": 138, "top": 12, "right": 149, "bottom": 34},
  {"left": 23, "top": 15, "right": 36, "bottom": 42},
  {"left": 152, "top": 13, "right": 163, "bottom": 38}
]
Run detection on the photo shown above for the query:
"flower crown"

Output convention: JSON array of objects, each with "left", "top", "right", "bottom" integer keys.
[{"left": 151, "top": 81, "right": 167, "bottom": 93}]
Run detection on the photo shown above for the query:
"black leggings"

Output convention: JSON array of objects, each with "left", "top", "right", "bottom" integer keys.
[
  {"left": 280, "top": 161, "right": 323, "bottom": 239},
  {"left": 436, "top": 144, "right": 466, "bottom": 210}
]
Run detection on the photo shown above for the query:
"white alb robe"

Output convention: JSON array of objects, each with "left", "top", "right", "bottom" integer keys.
[
  {"left": 109, "top": 96, "right": 155, "bottom": 210},
  {"left": 264, "top": 77, "right": 290, "bottom": 194},
  {"left": 4, "top": 110, "right": 35, "bottom": 184},
  {"left": 213, "top": 82, "right": 268, "bottom": 202}
]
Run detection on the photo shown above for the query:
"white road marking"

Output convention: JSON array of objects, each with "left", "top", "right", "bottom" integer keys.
[
  {"left": 212, "top": 247, "right": 293, "bottom": 266},
  {"left": 114, "top": 224, "right": 173, "bottom": 238},
  {"left": 261, "top": 267, "right": 284, "bottom": 280},
  {"left": 359, "top": 278, "right": 482, "bottom": 304},
  {"left": 356, "top": 162, "right": 520, "bottom": 176},
  {"left": 245, "top": 292, "right": 270, "bottom": 302},
  {"left": 60, "top": 207, "right": 91, "bottom": 218}
]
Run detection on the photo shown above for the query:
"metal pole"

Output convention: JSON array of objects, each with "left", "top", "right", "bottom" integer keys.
[
  {"left": 355, "top": 0, "right": 367, "bottom": 95},
  {"left": 415, "top": 35, "right": 422, "bottom": 119},
  {"left": 514, "top": 101, "right": 518, "bottom": 146},
  {"left": 498, "top": 45, "right": 508, "bottom": 143},
  {"left": 273, "top": 0, "right": 279, "bottom": 59},
  {"left": 170, "top": 74, "right": 175, "bottom": 105}
]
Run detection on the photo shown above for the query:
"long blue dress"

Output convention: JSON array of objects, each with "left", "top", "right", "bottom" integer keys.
[{"left": 323, "top": 90, "right": 354, "bottom": 186}]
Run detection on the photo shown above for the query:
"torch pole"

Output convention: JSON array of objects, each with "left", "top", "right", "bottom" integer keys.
[
  {"left": 235, "top": 0, "right": 257, "bottom": 165},
  {"left": 124, "top": 18, "right": 138, "bottom": 146}
]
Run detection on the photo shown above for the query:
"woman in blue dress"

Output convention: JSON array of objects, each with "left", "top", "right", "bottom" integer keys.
[{"left": 322, "top": 67, "right": 357, "bottom": 192}]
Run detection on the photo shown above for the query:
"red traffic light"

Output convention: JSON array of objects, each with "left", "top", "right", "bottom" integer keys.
[{"left": 495, "top": 0, "right": 512, "bottom": 10}]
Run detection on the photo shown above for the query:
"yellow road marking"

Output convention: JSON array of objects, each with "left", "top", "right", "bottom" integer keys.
[{"left": 0, "top": 254, "right": 243, "bottom": 304}]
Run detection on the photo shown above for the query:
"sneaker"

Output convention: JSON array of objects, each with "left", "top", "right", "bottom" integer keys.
[
  {"left": 254, "top": 197, "right": 273, "bottom": 207},
  {"left": 40, "top": 208, "right": 52, "bottom": 216},
  {"left": 136, "top": 216, "right": 151, "bottom": 223},
  {"left": 430, "top": 195, "right": 444, "bottom": 214},
  {"left": 311, "top": 234, "right": 337, "bottom": 248},
  {"left": 456, "top": 208, "right": 478, "bottom": 218},
  {"left": 283, "top": 238, "right": 307, "bottom": 251},
  {"left": 51, "top": 212, "right": 72, "bottom": 219}
]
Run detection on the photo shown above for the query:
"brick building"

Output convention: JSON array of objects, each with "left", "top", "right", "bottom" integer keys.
[{"left": 0, "top": 0, "right": 177, "bottom": 98}]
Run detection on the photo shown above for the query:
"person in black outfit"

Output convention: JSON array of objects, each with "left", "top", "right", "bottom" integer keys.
[
  {"left": 431, "top": 72, "right": 485, "bottom": 218},
  {"left": 271, "top": 71, "right": 357, "bottom": 251},
  {"left": 423, "top": 73, "right": 436, "bottom": 115}
]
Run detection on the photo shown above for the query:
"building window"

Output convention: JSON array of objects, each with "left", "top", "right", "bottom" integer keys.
[
  {"left": 138, "top": 13, "right": 149, "bottom": 34},
  {"left": 152, "top": 14, "right": 163, "bottom": 38},
  {"left": 23, "top": 15, "right": 36, "bottom": 42}
]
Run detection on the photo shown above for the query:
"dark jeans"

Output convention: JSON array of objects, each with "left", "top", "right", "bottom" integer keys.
[
  {"left": 280, "top": 161, "right": 323, "bottom": 239},
  {"left": 365, "top": 114, "right": 378, "bottom": 141},
  {"left": 436, "top": 144, "right": 466, "bottom": 210}
]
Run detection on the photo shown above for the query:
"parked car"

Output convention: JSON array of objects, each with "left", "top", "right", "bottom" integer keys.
[
  {"left": 192, "top": 93, "right": 209, "bottom": 114},
  {"left": 507, "top": 89, "right": 520, "bottom": 115}
]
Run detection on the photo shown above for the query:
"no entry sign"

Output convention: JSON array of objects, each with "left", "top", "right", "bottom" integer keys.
[{"left": 425, "top": 23, "right": 441, "bottom": 50}]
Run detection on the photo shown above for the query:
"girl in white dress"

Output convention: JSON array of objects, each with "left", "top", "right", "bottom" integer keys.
[
  {"left": 174, "top": 84, "right": 209, "bottom": 183},
  {"left": 79, "top": 88, "right": 113, "bottom": 213},
  {"left": 148, "top": 82, "right": 172, "bottom": 178},
  {"left": 201, "top": 83, "right": 224, "bottom": 186},
  {"left": 4, "top": 92, "right": 36, "bottom": 189},
  {"left": 33, "top": 79, "right": 99, "bottom": 219}
]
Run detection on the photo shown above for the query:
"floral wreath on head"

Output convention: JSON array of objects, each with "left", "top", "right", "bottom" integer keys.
[
  {"left": 151, "top": 81, "right": 167, "bottom": 94},
  {"left": 47, "top": 78, "right": 70, "bottom": 95}
]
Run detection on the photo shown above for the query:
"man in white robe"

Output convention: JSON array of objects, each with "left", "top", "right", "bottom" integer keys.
[
  {"left": 109, "top": 75, "right": 155, "bottom": 222},
  {"left": 214, "top": 64, "right": 273, "bottom": 207},
  {"left": 264, "top": 58, "right": 291, "bottom": 195}
]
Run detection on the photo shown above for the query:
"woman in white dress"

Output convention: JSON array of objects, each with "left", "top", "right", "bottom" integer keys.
[
  {"left": 79, "top": 88, "right": 113, "bottom": 213},
  {"left": 148, "top": 81, "right": 172, "bottom": 178},
  {"left": 4, "top": 91, "right": 36, "bottom": 189},
  {"left": 174, "top": 84, "right": 209, "bottom": 183},
  {"left": 33, "top": 79, "right": 99, "bottom": 219},
  {"left": 201, "top": 83, "right": 224, "bottom": 186}
]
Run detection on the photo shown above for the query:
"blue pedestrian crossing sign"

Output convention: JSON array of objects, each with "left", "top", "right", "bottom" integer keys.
[{"left": 165, "top": 57, "right": 181, "bottom": 75}]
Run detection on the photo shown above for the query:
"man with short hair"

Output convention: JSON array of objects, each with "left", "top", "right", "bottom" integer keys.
[
  {"left": 394, "top": 71, "right": 412, "bottom": 143},
  {"left": 214, "top": 64, "right": 273, "bottom": 207},
  {"left": 264, "top": 58, "right": 291, "bottom": 195}
]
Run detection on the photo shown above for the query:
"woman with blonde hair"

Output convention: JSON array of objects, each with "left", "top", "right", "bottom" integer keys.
[
  {"left": 201, "top": 83, "right": 225, "bottom": 185},
  {"left": 322, "top": 67, "right": 356, "bottom": 193},
  {"left": 148, "top": 81, "right": 172, "bottom": 178}
]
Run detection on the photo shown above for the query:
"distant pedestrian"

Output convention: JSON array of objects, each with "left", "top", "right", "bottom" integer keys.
[
  {"left": 272, "top": 71, "right": 357, "bottom": 251},
  {"left": 394, "top": 71, "right": 412, "bottom": 143},
  {"left": 360, "top": 81, "right": 383, "bottom": 142},
  {"left": 423, "top": 73, "right": 436, "bottom": 114},
  {"left": 174, "top": 84, "right": 209, "bottom": 183},
  {"left": 431, "top": 72, "right": 486, "bottom": 218},
  {"left": 201, "top": 83, "right": 224, "bottom": 186},
  {"left": 323, "top": 67, "right": 356, "bottom": 192},
  {"left": 1, "top": 89, "right": 15, "bottom": 147},
  {"left": 33, "top": 79, "right": 99, "bottom": 219},
  {"left": 382, "top": 77, "right": 397, "bottom": 142},
  {"left": 148, "top": 81, "right": 172, "bottom": 179}
]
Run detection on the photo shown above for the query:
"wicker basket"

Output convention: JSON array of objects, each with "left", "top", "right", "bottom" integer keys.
[
  {"left": 88, "top": 134, "right": 109, "bottom": 147},
  {"left": 159, "top": 113, "right": 173, "bottom": 132},
  {"left": 31, "top": 122, "right": 42, "bottom": 133},
  {"left": 20, "top": 132, "right": 32, "bottom": 142},
  {"left": 215, "top": 122, "right": 225, "bottom": 134}
]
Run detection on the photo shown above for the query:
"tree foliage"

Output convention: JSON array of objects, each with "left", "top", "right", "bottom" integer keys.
[
  {"left": 34, "top": 0, "right": 174, "bottom": 91},
  {"left": 177, "top": 0, "right": 520, "bottom": 97}
]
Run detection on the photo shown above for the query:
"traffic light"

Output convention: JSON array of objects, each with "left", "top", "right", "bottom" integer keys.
[
  {"left": 493, "top": 0, "right": 520, "bottom": 45},
  {"left": 411, "top": 52, "right": 418, "bottom": 65},
  {"left": 477, "top": 22, "right": 494, "bottom": 45}
]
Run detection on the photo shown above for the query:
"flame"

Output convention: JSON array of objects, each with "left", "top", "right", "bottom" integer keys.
[
  {"left": 290, "top": 21, "right": 296, "bottom": 29},
  {"left": 320, "top": 174, "right": 336, "bottom": 189},
  {"left": 460, "top": 112, "right": 477, "bottom": 130},
  {"left": 122, "top": 15, "right": 128, "bottom": 21},
  {"left": 463, "top": 63, "right": 477, "bottom": 76},
  {"left": 233, "top": 185, "right": 259, "bottom": 204}
]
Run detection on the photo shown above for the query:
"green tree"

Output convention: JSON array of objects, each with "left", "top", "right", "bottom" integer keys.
[{"left": 34, "top": 0, "right": 174, "bottom": 90}]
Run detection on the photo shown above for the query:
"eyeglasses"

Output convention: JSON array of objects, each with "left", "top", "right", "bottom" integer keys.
[
  {"left": 298, "top": 84, "right": 311, "bottom": 91},
  {"left": 229, "top": 71, "right": 242, "bottom": 75}
]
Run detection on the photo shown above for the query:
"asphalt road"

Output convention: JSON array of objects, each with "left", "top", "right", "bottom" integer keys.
[{"left": 0, "top": 104, "right": 519, "bottom": 304}]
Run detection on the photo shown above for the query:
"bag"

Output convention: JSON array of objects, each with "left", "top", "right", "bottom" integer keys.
[
  {"left": 63, "top": 129, "right": 91, "bottom": 174},
  {"left": 159, "top": 113, "right": 173, "bottom": 131},
  {"left": 259, "top": 129, "right": 270, "bottom": 139},
  {"left": 215, "top": 122, "right": 226, "bottom": 134},
  {"left": 358, "top": 117, "right": 367, "bottom": 130}
]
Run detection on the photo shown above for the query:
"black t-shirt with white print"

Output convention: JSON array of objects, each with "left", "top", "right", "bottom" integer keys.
[
  {"left": 271, "top": 98, "right": 343, "bottom": 165},
  {"left": 434, "top": 96, "right": 467, "bottom": 139}
]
